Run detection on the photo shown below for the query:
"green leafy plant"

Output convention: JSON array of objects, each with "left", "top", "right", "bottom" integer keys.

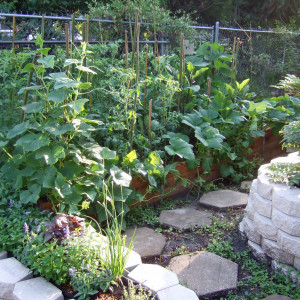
[
  {"left": 280, "top": 120, "right": 300, "bottom": 151},
  {"left": 267, "top": 162, "right": 300, "bottom": 187}
]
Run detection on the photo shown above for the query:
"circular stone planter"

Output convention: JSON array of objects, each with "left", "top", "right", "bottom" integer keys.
[{"left": 240, "top": 152, "right": 300, "bottom": 276}]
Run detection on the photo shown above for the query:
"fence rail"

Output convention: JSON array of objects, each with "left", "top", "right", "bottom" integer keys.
[{"left": 0, "top": 12, "right": 299, "bottom": 95}]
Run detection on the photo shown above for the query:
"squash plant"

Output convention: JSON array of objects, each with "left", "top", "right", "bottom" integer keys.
[{"left": 0, "top": 35, "right": 133, "bottom": 222}]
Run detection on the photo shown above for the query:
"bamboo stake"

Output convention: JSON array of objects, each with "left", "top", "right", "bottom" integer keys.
[
  {"left": 207, "top": 77, "right": 211, "bottom": 97},
  {"left": 65, "top": 22, "right": 70, "bottom": 75},
  {"left": 130, "top": 23, "right": 140, "bottom": 149},
  {"left": 82, "top": 22, "right": 86, "bottom": 45},
  {"left": 143, "top": 44, "right": 148, "bottom": 109},
  {"left": 131, "top": 8, "right": 139, "bottom": 69},
  {"left": 231, "top": 37, "right": 237, "bottom": 86},
  {"left": 148, "top": 99, "right": 153, "bottom": 149},
  {"left": 12, "top": 16, "right": 16, "bottom": 56},
  {"left": 125, "top": 30, "right": 129, "bottom": 69},
  {"left": 86, "top": 16, "right": 90, "bottom": 43},
  {"left": 177, "top": 33, "right": 184, "bottom": 112},
  {"left": 71, "top": 14, "right": 75, "bottom": 57},
  {"left": 41, "top": 14, "right": 45, "bottom": 39},
  {"left": 181, "top": 34, "right": 185, "bottom": 112},
  {"left": 98, "top": 21, "right": 104, "bottom": 45},
  {"left": 155, "top": 38, "right": 161, "bottom": 75}
]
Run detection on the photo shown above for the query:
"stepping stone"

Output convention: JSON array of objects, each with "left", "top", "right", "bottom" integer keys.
[
  {"left": 240, "top": 180, "right": 253, "bottom": 190},
  {"left": 124, "top": 227, "right": 166, "bottom": 258},
  {"left": 261, "top": 295, "right": 294, "bottom": 300},
  {"left": 13, "top": 277, "right": 63, "bottom": 300},
  {"left": 199, "top": 190, "right": 248, "bottom": 210},
  {"left": 159, "top": 208, "right": 212, "bottom": 230},
  {"left": 128, "top": 264, "right": 178, "bottom": 293},
  {"left": 124, "top": 249, "right": 142, "bottom": 275},
  {"left": 168, "top": 251, "right": 238, "bottom": 297},
  {"left": 0, "top": 257, "right": 33, "bottom": 299},
  {"left": 0, "top": 251, "right": 7, "bottom": 260},
  {"left": 157, "top": 284, "right": 198, "bottom": 300}
]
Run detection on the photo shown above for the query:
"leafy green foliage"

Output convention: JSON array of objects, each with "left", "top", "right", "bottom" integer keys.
[{"left": 267, "top": 163, "right": 300, "bottom": 187}]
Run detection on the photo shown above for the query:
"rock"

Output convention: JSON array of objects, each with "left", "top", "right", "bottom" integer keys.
[
  {"left": 124, "top": 227, "right": 166, "bottom": 258},
  {"left": 168, "top": 251, "right": 238, "bottom": 297},
  {"left": 243, "top": 216, "right": 261, "bottom": 244},
  {"left": 128, "top": 264, "right": 178, "bottom": 293},
  {"left": 245, "top": 193, "right": 255, "bottom": 220},
  {"left": 254, "top": 212, "right": 278, "bottom": 241},
  {"left": 13, "top": 277, "right": 63, "bottom": 300},
  {"left": 248, "top": 241, "right": 266, "bottom": 262},
  {"left": 240, "top": 180, "right": 253, "bottom": 190},
  {"left": 159, "top": 208, "right": 212, "bottom": 230},
  {"left": 277, "top": 230, "right": 300, "bottom": 257},
  {"left": 261, "top": 295, "right": 294, "bottom": 300},
  {"left": 199, "top": 190, "right": 248, "bottom": 210},
  {"left": 251, "top": 191, "right": 272, "bottom": 218},
  {"left": 239, "top": 219, "right": 245, "bottom": 234},
  {"left": 0, "top": 258, "right": 33, "bottom": 299},
  {"left": 261, "top": 238, "right": 294, "bottom": 265},
  {"left": 293, "top": 256, "right": 300, "bottom": 270},
  {"left": 272, "top": 185, "right": 300, "bottom": 218},
  {"left": 157, "top": 284, "right": 198, "bottom": 300},
  {"left": 272, "top": 260, "right": 300, "bottom": 284},
  {"left": 257, "top": 172, "right": 274, "bottom": 200},
  {"left": 272, "top": 208, "right": 300, "bottom": 237},
  {"left": 123, "top": 249, "right": 142, "bottom": 275},
  {"left": 0, "top": 251, "right": 7, "bottom": 260},
  {"left": 271, "top": 155, "right": 300, "bottom": 165}
]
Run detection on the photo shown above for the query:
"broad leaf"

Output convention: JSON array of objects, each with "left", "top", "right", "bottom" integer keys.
[
  {"left": 76, "top": 65, "right": 97, "bottom": 74},
  {"left": 55, "top": 173, "right": 72, "bottom": 199},
  {"left": 20, "top": 184, "right": 41, "bottom": 204},
  {"left": 21, "top": 102, "right": 44, "bottom": 114},
  {"left": 195, "top": 126, "right": 224, "bottom": 149},
  {"left": 165, "top": 138, "right": 195, "bottom": 160},
  {"left": 63, "top": 99, "right": 89, "bottom": 113},
  {"left": 162, "top": 132, "right": 189, "bottom": 143},
  {"left": 37, "top": 55, "right": 55, "bottom": 68},
  {"left": 47, "top": 89, "right": 67, "bottom": 103},
  {"left": 7, "top": 121, "right": 30, "bottom": 139},
  {"left": 110, "top": 166, "right": 132, "bottom": 187},
  {"left": 35, "top": 145, "right": 65, "bottom": 165},
  {"left": 16, "top": 133, "right": 50, "bottom": 152}
]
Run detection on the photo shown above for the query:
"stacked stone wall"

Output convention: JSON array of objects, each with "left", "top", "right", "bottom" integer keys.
[{"left": 240, "top": 152, "right": 300, "bottom": 275}]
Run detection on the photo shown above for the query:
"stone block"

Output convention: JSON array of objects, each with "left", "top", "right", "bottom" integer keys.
[
  {"left": 128, "top": 264, "right": 179, "bottom": 293},
  {"left": 257, "top": 173, "right": 274, "bottom": 200},
  {"left": 252, "top": 191, "right": 272, "bottom": 218},
  {"left": 248, "top": 241, "right": 266, "bottom": 262},
  {"left": 294, "top": 256, "right": 300, "bottom": 270},
  {"left": 124, "top": 227, "right": 166, "bottom": 258},
  {"left": 277, "top": 230, "right": 300, "bottom": 257},
  {"left": 13, "top": 277, "right": 63, "bottom": 300},
  {"left": 0, "top": 258, "right": 33, "bottom": 299},
  {"left": 272, "top": 260, "right": 300, "bottom": 284},
  {"left": 271, "top": 155, "right": 300, "bottom": 165},
  {"left": 0, "top": 251, "right": 7, "bottom": 260},
  {"left": 254, "top": 212, "right": 278, "bottom": 241},
  {"left": 245, "top": 195, "right": 255, "bottom": 221},
  {"left": 238, "top": 219, "right": 245, "bottom": 234},
  {"left": 159, "top": 208, "right": 212, "bottom": 230},
  {"left": 168, "top": 251, "right": 238, "bottom": 297},
  {"left": 157, "top": 284, "right": 198, "bottom": 300},
  {"left": 272, "top": 185, "right": 300, "bottom": 218},
  {"left": 199, "top": 190, "right": 248, "bottom": 210},
  {"left": 243, "top": 216, "right": 261, "bottom": 244},
  {"left": 261, "top": 238, "right": 294, "bottom": 265},
  {"left": 272, "top": 208, "right": 300, "bottom": 236},
  {"left": 123, "top": 249, "right": 142, "bottom": 275},
  {"left": 258, "top": 163, "right": 271, "bottom": 176}
]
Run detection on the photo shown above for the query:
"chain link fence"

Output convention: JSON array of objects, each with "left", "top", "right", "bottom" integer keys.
[{"left": 0, "top": 12, "right": 299, "bottom": 96}]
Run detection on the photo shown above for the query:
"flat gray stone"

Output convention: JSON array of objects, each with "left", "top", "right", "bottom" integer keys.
[
  {"left": 0, "top": 258, "right": 33, "bottom": 299},
  {"left": 243, "top": 216, "right": 261, "bottom": 244},
  {"left": 157, "top": 284, "right": 198, "bottom": 300},
  {"left": 124, "top": 249, "right": 142, "bottom": 275},
  {"left": 261, "top": 238, "right": 294, "bottom": 265},
  {"left": 13, "top": 277, "right": 63, "bottom": 300},
  {"left": 248, "top": 241, "right": 267, "bottom": 262},
  {"left": 240, "top": 180, "right": 253, "bottom": 190},
  {"left": 277, "top": 230, "right": 300, "bottom": 257},
  {"left": 159, "top": 208, "right": 212, "bottom": 230},
  {"left": 272, "top": 208, "right": 300, "bottom": 236},
  {"left": 254, "top": 212, "right": 278, "bottom": 241},
  {"left": 272, "top": 185, "right": 300, "bottom": 218},
  {"left": 0, "top": 251, "right": 7, "bottom": 260},
  {"left": 199, "top": 190, "right": 248, "bottom": 210},
  {"left": 128, "top": 264, "right": 178, "bottom": 293},
  {"left": 168, "top": 251, "right": 238, "bottom": 297},
  {"left": 261, "top": 295, "right": 294, "bottom": 300},
  {"left": 124, "top": 227, "right": 166, "bottom": 258}
]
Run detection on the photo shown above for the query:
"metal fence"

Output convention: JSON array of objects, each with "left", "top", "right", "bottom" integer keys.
[{"left": 0, "top": 12, "right": 299, "bottom": 95}]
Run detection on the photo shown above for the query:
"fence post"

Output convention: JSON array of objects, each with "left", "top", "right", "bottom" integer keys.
[{"left": 215, "top": 21, "right": 219, "bottom": 43}]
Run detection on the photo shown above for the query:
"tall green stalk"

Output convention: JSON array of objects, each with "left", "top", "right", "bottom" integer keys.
[
  {"left": 143, "top": 44, "right": 148, "bottom": 110},
  {"left": 125, "top": 30, "right": 129, "bottom": 69}
]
